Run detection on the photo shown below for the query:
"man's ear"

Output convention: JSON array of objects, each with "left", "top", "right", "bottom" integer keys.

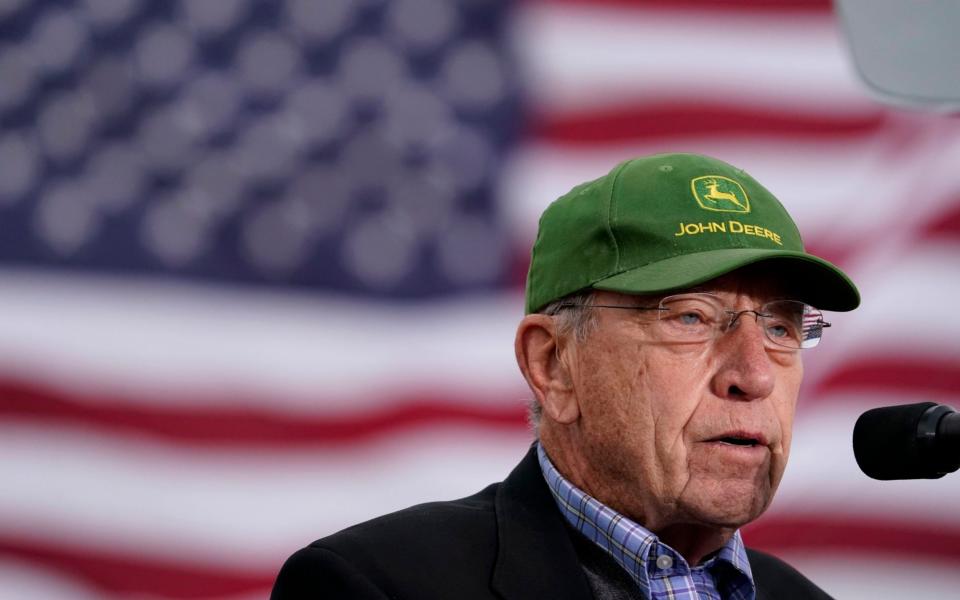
[{"left": 514, "top": 314, "right": 580, "bottom": 424}]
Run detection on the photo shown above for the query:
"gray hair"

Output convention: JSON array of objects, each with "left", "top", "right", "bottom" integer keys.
[{"left": 527, "top": 289, "right": 598, "bottom": 432}]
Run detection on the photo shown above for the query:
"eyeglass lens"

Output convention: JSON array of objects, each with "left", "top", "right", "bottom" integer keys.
[{"left": 657, "top": 295, "right": 826, "bottom": 349}]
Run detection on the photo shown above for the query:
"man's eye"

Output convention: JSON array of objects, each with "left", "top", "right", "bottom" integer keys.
[
  {"left": 767, "top": 324, "right": 789, "bottom": 338},
  {"left": 677, "top": 312, "right": 704, "bottom": 325},
  {"left": 766, "top": 321, "right": 800, "bottom": 340}
]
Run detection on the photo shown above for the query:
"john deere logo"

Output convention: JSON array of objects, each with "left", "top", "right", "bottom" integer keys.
[{"left": 691, "top": 176, "right": 750, "bottom": 214}]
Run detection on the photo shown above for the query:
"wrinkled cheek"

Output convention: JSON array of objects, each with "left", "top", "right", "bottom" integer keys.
[{"left": 651, "top": 439, "right": 686, "bottom": 495}]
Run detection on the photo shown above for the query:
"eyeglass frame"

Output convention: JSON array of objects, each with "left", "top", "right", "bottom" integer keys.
[{"left": 554, "top": 292, "right": 831, "bottom": 350}]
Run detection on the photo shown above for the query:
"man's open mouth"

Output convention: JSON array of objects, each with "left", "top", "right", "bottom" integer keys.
[
  {"left": 717, "top": 436, "right": 759, "bottom": 447},
  {"left": 709, "top": 432, "right": 766, "bottom": 447}
]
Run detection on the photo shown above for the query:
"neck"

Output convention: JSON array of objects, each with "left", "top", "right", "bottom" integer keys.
[{"left": 655, "top": 524, "right": 735, "bottom": 566}]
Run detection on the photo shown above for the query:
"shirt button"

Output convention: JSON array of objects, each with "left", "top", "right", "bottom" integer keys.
[{"left": 655, "top": 555, "right": 674, "bottom": 570}]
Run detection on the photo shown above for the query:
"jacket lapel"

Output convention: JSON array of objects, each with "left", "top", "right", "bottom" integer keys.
[{"left": 491, "top": 445, "right": 594, "bottom": 600}]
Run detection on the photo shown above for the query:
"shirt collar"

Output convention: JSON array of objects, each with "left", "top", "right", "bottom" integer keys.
[{"left": 536, "top": 442, "right": 755, "bottom": 596}]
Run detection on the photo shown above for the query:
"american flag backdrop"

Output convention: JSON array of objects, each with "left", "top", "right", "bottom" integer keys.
[{"left": 1, "top": 0, "right": 959, "bottom": 598}]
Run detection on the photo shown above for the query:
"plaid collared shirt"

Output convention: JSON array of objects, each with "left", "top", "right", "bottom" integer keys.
[{"left": 537, "top": 443, "right": 756, "bottom": 600}]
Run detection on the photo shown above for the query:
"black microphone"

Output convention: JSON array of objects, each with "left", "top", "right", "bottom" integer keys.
[{"left": 853, "top": 402, "right": 960, "bottom": 480}]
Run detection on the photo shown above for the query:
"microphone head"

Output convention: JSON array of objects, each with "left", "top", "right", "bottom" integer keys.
[{"left": 853, "top": 402, "right": 944, "bottom": 480}]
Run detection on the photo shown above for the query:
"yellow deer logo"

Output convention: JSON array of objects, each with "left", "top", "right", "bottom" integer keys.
[
  {"left": 702, "top": 179, "right": 747, "bottom": 211},
  {"left": 690, "top": 176, "right": 751, "bottom": 213}
]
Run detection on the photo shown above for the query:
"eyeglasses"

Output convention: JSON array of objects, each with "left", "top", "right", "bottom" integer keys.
[{"left": 557, "top": 292, "right": 831, "bottom": 350}]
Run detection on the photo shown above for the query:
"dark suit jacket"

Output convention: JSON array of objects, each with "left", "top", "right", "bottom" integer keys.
[{"left": 272, "top": 446, "right": 833, "bottom": 600}]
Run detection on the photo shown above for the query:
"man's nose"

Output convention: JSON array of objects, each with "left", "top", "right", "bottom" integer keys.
[{"left": 710, "top": 314, "right": 776, "bottom": 401}]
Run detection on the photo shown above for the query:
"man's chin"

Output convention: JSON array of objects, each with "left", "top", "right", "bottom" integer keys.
[{"left": 681, "top": 482, "right": 773, "bottom": 529}]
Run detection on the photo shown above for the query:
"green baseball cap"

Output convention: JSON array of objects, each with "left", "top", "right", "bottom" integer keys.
[{"left": 525, "top": 153, "right": 859, "bottom": 314}]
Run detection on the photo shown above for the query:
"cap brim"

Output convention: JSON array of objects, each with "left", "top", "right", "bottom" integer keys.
[{"left": 590, "top": 248, "right": 860, "bottom": 311}]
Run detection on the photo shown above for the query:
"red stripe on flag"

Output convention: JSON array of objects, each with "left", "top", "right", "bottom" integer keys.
[
  {"left": 0, "top": 536, "right": 273, "bottom": 599},
  {"left": 526, "top": 103, "right": 886, "bottom": 146},
  {"left": 744, "top": 515, "right": 960, "bottom": 562},
  {"left": 922, "top": 201, "right": 960, "bottom": 240},
  {"left": 21, "top": 353, "right": 955, "bottom": 448},
  {"left": 815, "top": 356, "right": 960, "bottom": 397},
  {"left": 0, "top": 378, "right": 528, "bottom": 447}
]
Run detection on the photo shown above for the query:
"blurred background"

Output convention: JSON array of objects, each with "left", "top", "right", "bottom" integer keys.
[{"left": 0, "top": 0, "right": 958, "bottom": 598}]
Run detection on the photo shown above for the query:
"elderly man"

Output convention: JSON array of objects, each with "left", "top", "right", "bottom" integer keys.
[{"left": 272, "top": 153, "right": 858, "bottom": 599}]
